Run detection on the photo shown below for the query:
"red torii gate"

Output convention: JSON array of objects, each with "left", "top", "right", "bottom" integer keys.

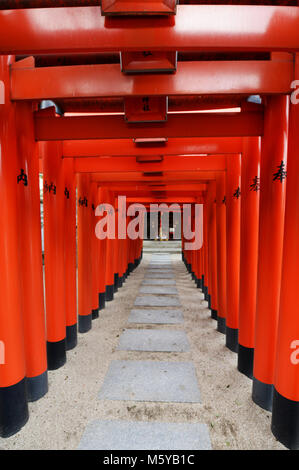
[{"left": 0, "top": 2, "right": 298, "bottom": 450}]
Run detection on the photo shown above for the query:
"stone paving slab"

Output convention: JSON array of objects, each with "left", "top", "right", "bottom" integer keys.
[
  {"left": 128, "top": 309, "right": 184, "bottom": 324},
  {"left": 135, "top": 295, "right": 180, "bottom": 307},
  {"left": 142, "top": 279, "right": 176, "bottom": 286},
  {"left": 148, "top": 263, "right": 172, "bottom": 267},
  {"left": 98, "top": 360, "right": 201, "bottom": 403},
  {"left": 144, "top": 273, "right": 174, "bottom": 279},
  {"left": 117, "top": 329, "right": 190, "bottom": 352},
  {"left": 139, "top": 286, "right": 178, "bottom": 295},
  {"left": 78, "top": 420, "right": 211, "bottom": 450},
  {"left": 146, "top": 269, "right": 173, "bottom": 274}
]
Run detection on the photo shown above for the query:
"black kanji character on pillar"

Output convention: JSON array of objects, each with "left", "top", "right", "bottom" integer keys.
[
  {"left": 250, "top": 176, "right": 260, "bottom": 192},
  {"left": 142, "top": 51, "right": 152, "bottom": 57},
  {"left": 233, "top": 186, "right": 241, "bottom": 199},
  {"left": 17, "top": 169, "right": 28, "bottom": 187},
  {"left": 44, "top": 180, "right": 49, "bottom": 193},
  {"left": 91, "top": 203, "right": 95, "bottom": 211},
  {"left": 273, "top": 160, "right": 287, "bottom": 183},
  {"left": 78, "top": 196, "right": 88, "bottom": 207},
  {"left": 64, "top": 187, "right": 70, "bottom": 199},
  {"left": 49, "top": 182, "right": 56, "bottom": 195},
  {"left": 142, "top": 97, "right": 150, "bottom": 112},
  {"left": 222, "top": 196, "right": 226, "bottom": 205}
]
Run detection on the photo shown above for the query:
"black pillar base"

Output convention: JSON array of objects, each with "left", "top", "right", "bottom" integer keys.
[
  {"left": 47, "top": 338, "right": 66, "bottom": 370},
  {"left": 238, "top": 344, "right": 254, "bottom": 379},
  {"left": 134, "top": 258, "right": 139, "bottom": 268},
  {"left": 98, "top": 292, "right": 106, "bottom": 310},
  {"left": 105, "top": 284, "right": 114, "bottom": 301},
  {"left": 203, "top": 286, "right": 209, "bottom": 301},
  {"left": 113, "top": 273, "right": 119, "bottom": 293},
  {"left": 226, "top": 326, "right": 239, "bottom": 353},
  {"left": 118, "top": 275, "right": 123, "bottom": 288},
  {"left": 208, "top": 294, "right": 211, "bottom": 310},
  {"left": 78, "top": 313, "right": 92, "bottom": 333},
  {"left": 211, "top": 309, "right": 217, "bottom": 320},
  {"left": 196, "top": 277, "right": 202, "bottom": 289},
  {"left": 26, "top": 370, "right": 48, "bottom": 402},
  {"left": 92, "top": 308, "right": 99, "bottom": 320},
  {"left": 252, "top": 377, "right": 274, "bottom": 411},
  {"left": 271, "top": 388, "right": 299, "bottom": 450},
  {"left": 0, "top": 378, "right": 29, "bottom": 438},
  {"left": 191, "top": 271, "right": 195, "bottom": 281},
  {"left": 66, "top": 323, "right": 77, "bottom": 350},
  {"left": 217, "top": 316, "right": 226, "bottom": 334},
  {"left": 128, "top": 262, "right": 134, "bottom": 274}
]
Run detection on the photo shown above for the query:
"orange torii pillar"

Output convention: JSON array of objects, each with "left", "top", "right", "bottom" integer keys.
[
  {"left": 216, "top": 173, "right": 227, "bottom": 333},
  {"left": 77, "top": 173, "right": 92, "bottom": 332},
  {"left": 127, "top": 216, "right": 135, "bottom": 275},
  {"left": 203, "top": 197, "right": 210, "bottom": 302},
  {"left": 207, "top": 181, "right": 218, "bottom": 320},
  {"left": 105, "top": 192, "right": 116, "bottom": 301},
  {"left": 62, "top": 158, "right": 77, "bottom": 350},
  {"left": 97, "top": 187, "right": 107, "bottom": 311},
  {"left": 113, "top": 208, "right": 120, "bottom": 294},
  {"left": 225, "top": 154, "right": 241, "bottom": 352},
  {"left": 252, "top": 95, "right": 289, "bottom": 411},
  {"left": 196, "top": 197, "right": 204, "bottom": 289},
  {"left": 0, "top": 56, "right": 28, "bottom": 437},
  {"left": 42, "top": 140, "right": 67, "bottom": 369},
  {"left": 16, "top": 101, "right": 48, "bottom": 401},
  {"left": 190, "top": 206, "right": 196, "bottom": 281},
  {"left": 91, "top": 181, "right": 100, "bottom": 319},
  {"left": 271, "top": 62, "right": 299, "bottom": 449},
  {"left": 238, "top": 137, "right": 261, "bottom": 378}
]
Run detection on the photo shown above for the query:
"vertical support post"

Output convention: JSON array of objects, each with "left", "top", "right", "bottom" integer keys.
[
  {"left": 42, "top": 140, "right": 66, "bottom": 369},
  {"left": 207, "top": 181, "right": 218, "bottom": 320},
  {"left": 77, "top": 173, "right": 92, "bottom": 332},
  {"left": 62, "top": 158, "right": 77, "bottom": 350},
  {"left": 238, "top": 137, "right": 261, "bottom": 378},
  {"left": 203, "top": 195, "right": 209, "bottom": 302},
  {"left": 271, "top": 57, "right": 299, "bottom": 449},
  {"left": 216, "top": 173, "right": 227, "bottom": 333},
  {"left": 91, "top": 181, "right": 99, "bottom": 319},
  {"left": 0, "top": 56, "right": 28, "bottom": 437},
  {"left": 252, "top": 95, "right": 289, "bottom": 411},
  {"left": 97, "top": 186, "right": 107, "bottom": 310},
  {"left": 16, "top": 101, "right": 48, "bottom": 400},
  {"left": 113, "top": 207, "right": 119, "bottom": 293},
  {"left": 105, "top": 191, "right": 115, "bottom": 301},
  {"left": 225, "top": 154, "right": 241, "bottom": 352}
]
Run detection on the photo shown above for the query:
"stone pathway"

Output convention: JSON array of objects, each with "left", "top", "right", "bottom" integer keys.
[{"left": 78, "top": 252, "right": 212, "bottom": 450}]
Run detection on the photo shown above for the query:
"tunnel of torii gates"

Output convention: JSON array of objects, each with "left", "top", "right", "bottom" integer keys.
[{"left": 1, "top": 0, "right": 299, "bottom": 452}]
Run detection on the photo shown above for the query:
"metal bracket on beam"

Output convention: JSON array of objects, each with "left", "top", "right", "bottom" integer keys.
[
  {"left": 124, "top": 96, "right": 168, "bottom": 123},
  {"left": 121, "top": 51, "right": 177, "bottom": 74},
  {"left": 101, "top": 0, "right": 177, "bottom": 16}
]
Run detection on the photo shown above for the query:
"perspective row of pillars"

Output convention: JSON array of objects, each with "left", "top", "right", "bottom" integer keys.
[
  {"left": 0, "top": 54, "right": 143, "bottom": 439},
  {"left": 183, "top": 92, "right": 299, "bottom": 450}
]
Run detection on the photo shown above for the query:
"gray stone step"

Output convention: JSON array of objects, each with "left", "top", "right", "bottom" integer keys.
[
  {"left": 135, "top": 295, "right": 180, "bottom": 307},
  {"left": 128, "top": 309, "right": 184, "bottom": 324},
  {"left": 78, "top": 420, "right": 212, "bottom": 450},
  {"left": 142, "top": 279, "right": 176, "bottom": 286},
  {"left": 117, "top": 329, "right": 190, "bottom": 352},
  {"left": 98, "top": 360, "right": 201, "bottom": 403}
]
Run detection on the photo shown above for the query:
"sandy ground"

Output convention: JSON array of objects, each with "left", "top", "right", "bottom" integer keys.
[{"left": 0, "top": 252, "right": 286, "bottom": 450}]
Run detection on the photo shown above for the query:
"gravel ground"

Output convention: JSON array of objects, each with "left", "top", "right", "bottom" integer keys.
[{"left": 0, "top": 252, "right": 286, "bottom": 450}]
